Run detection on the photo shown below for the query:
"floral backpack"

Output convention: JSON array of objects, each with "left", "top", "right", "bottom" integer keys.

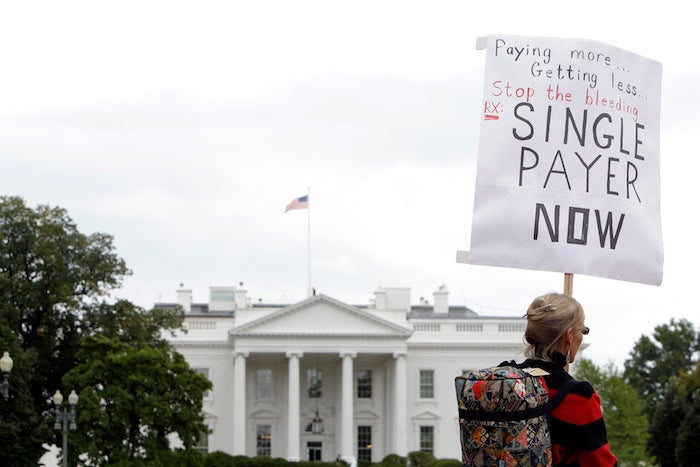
[{"left": 455, "top": 363, "right": 576, "bottom": 466}]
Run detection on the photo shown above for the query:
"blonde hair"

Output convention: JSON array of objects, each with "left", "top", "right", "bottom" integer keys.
[{"left": 523, "top": 293, "right": 584, "bottom": 362}]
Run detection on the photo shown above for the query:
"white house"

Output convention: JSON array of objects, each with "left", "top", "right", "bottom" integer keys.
[{"left": 161, "top": 284, "right": 529, "bottom": 464}]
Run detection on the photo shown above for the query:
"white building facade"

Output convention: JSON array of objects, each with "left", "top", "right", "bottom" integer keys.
[{"left": 162, "top": 284, "right": 528, "bottom": 464}]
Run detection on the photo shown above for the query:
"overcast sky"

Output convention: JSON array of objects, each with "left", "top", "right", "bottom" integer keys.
[{"left": 1, "top": 1, "right": 697, "bottom": 368}]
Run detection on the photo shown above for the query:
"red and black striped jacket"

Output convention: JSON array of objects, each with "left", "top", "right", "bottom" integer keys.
[{"left": 520, "top": 355, "right": 617, "bottom": 466}]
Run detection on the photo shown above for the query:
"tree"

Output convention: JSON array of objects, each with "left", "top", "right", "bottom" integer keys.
[
  {"left": 82, "top": 298, "right": 186, "bottom": 349},
  {"left": 0, "top": 323, "right": 50, "bottom": 465},
  {"left": 648, "top": 379, "right": 685, "bottom": 467},
  {"left": 675, "top": 395, "right": 700, "bottom": 466},
  {"left": 63, "top": 334, "right": 211, "bottom": 465},
  {"left": 672, "top": 361, "right": 700, "bottom": 466},
  {"left": 574, "top": 358, "right": 651, "bottom": 465},
  {"left": 0, "top": 197, "right": 210, "bottom": 465},
  {"left": 62, "top": 299, "right": 212, "bottom": 465},
  {"left": 0, "top": 196, "right": 129, "bottom": 464},
  {"left": 623, "top": 318, "right": 700, "bottom": 414},
  {"left": 623, "top": 319, "right": 700, "bottom": 465}
]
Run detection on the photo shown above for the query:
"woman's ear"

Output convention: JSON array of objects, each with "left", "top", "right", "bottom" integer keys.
[{"left": 564, "top": 327, "right": 574, "bottom": 346}]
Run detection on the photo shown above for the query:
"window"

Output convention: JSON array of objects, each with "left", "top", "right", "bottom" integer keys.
[
  {"left": 195, "top": 430, "right": 209, "bottom": 453},
  {"left": 419, "top": 426, "right": 434, "bottom": 454},
  {"left": 194, "top": 367, "right": 212, "bottom": 399},
  {"left": 307, "top": 369, "right": 322, "bottom": 398},
  {"left": 419, "top": 370, "right": 434, "bottom": 399},
  {"left": 257, "top": 369, "right": 273, "bottom": 399},
  {"left": 357, "top": 425, "right": 372, "bottom": 462},
  {"left": 257, "top": 424, "right": 272, "bottom": 456},
  {"left": 357, "top": 370, "right": 372, "bottom": 398}
]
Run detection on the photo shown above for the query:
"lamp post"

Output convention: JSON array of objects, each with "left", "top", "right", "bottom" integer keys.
[
  {"left": 53, "top": 389, "right": 78, "bottom": 467},
  {"left": 0, "top": 351, "right": 12, "bottom": 401}
]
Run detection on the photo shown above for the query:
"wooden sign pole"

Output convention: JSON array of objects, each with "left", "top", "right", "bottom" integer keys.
[{"left": 564, "top": 273, "right": 574, "bottom": 296}]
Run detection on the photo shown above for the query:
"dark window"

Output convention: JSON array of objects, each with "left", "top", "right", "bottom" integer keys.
[
  {"left": 419, "top": 370, "right": 434, "bottom": 399},
  {"left": 420, "top": 426, "right": 434, "bottom": 454},
  {"left": 357, "top": 370, "right": 372, "bottom": 398}
]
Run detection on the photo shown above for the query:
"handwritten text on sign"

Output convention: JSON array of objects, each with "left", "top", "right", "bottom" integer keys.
[{"left": 467, "top": 35, "right": 663, "bottom": 285}]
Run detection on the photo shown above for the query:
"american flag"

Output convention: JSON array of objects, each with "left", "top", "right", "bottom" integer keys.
[{"left": 285, "top": 195, "right": 309, "bottom": 212}]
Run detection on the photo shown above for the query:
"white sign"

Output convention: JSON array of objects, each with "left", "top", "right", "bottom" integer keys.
[{"left": 465, "top": 35, "right": 663, "bottom": 285}]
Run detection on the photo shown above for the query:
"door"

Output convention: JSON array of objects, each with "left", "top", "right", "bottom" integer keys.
[{"left": 307, "top": 441, "right": 322, "bottom": 461}]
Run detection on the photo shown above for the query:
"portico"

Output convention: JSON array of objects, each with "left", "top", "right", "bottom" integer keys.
[{"left": 229, "top": 294, "right": 413, "bottom": 463}]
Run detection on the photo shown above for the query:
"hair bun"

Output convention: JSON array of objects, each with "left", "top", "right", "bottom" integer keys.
[{"left": 526, "top": 298, "right": 555, "bottom": 318}]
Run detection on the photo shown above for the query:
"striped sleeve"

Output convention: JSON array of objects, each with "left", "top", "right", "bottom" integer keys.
[{"left": 550, "top": 382, "right": 617, "bottom": 466}]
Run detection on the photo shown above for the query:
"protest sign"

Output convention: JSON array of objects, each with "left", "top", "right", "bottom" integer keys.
[{"left": 464, "top": 35, "right": 663, "bottom": 285}]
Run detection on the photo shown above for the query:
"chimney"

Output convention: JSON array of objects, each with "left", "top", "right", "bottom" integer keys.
[
  {"left": 433, "top": 284, "right": 449, "bottom": 314},
  {"left": 176, "top": 283, "right": 192, "bottom": 313},
  {"left": 374, "top": 289, "right": 387, "bottom": 309},
  {"left": 235, "top": 284, "right": 247, "bottom": 310}
]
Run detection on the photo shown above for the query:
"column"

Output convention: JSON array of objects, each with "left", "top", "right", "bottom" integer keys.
[
  {"left": 286, "top": 351, "right": 303, "bottom": 462},
  {"left": 340, "top": 351, "right": 356, "bottom": 465},
  {"left": 392, "top": 352, "right": 408, "bottom": 456},
  {"left": 232, "top": 350, "right": 248, "bottom": 455}
]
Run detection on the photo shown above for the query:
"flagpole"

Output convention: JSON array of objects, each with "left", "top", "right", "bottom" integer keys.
[{"left": 307, "top": 187, "right": 312, "bottom": 296}]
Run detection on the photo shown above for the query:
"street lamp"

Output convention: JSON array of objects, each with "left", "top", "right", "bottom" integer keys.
[
  {"left": 53, "top": 389, "right": 78, "bottom": 467},
  {"left": 0, "top": 351, "right": 13, "bottom": 401}
]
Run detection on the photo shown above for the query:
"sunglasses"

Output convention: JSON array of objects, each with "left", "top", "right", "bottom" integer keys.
[{"left": 575, "top": 326, "right": 590, "bottom": 335}]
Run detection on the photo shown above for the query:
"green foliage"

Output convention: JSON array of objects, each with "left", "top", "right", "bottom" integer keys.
[
  {"left": 205, "top": 451, "right": 238, "bottom": 467},
  {"left": 624, "top": 318, "right": 700, "bottom": 465},
  {"left": 678, "top": 360, "right": 700, "bottom": 398},
  {"left": 408, "top": 451, "right": 437, "bottom": 467},
  {"left": 0, "top": 196, "right": 129, "bottom": 464},
  {"left": 378, "top": 453, "right": 407, "bottom": 465},
  {"left": 200, "top": 453, "right": 424, "bottom": 467},
  {"left": 648, "top": 380, "right": 685, "bottom": 467},
  {"left": 102, "top": 447, "right": 206, "bottom": 467},
  {"left": 239, "top": 456, "right": 288, "bottom": 466},
  {"left": 0, "top": 197, "right": 208, "bottom": 465},
  {"left": 63, "top": 335, "right": 211, "bottom": 465},
  {"left": 292, "top": 462, "right": 346, "bottom": 467},
  {"left": 173, "top": 448, "right": 208, "bottom": 467},
  {"left": 575, "top": 358, "right": 651, "bottom": 465},
  {"left": 574, "top": 358, "right": 603, "bottom": 386},
  {"left": 663, "top": 361, "right": 700, "bottom": 466},
  {"left": 623, "top": 318, "right": 700, "bottom": 414},
  {"left": 82, "top": 299, "right": 186, "bottom": 348},
  {"left": 675, "top": 394, "right": 700, "bottom": 466},
  {"left": 0, "top": 325, "right": 51, "bottom": 467}
]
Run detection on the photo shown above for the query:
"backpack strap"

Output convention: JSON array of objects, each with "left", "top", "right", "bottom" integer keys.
[{"left": 546, "top": 377, "right": 577, "bottom": 411}]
